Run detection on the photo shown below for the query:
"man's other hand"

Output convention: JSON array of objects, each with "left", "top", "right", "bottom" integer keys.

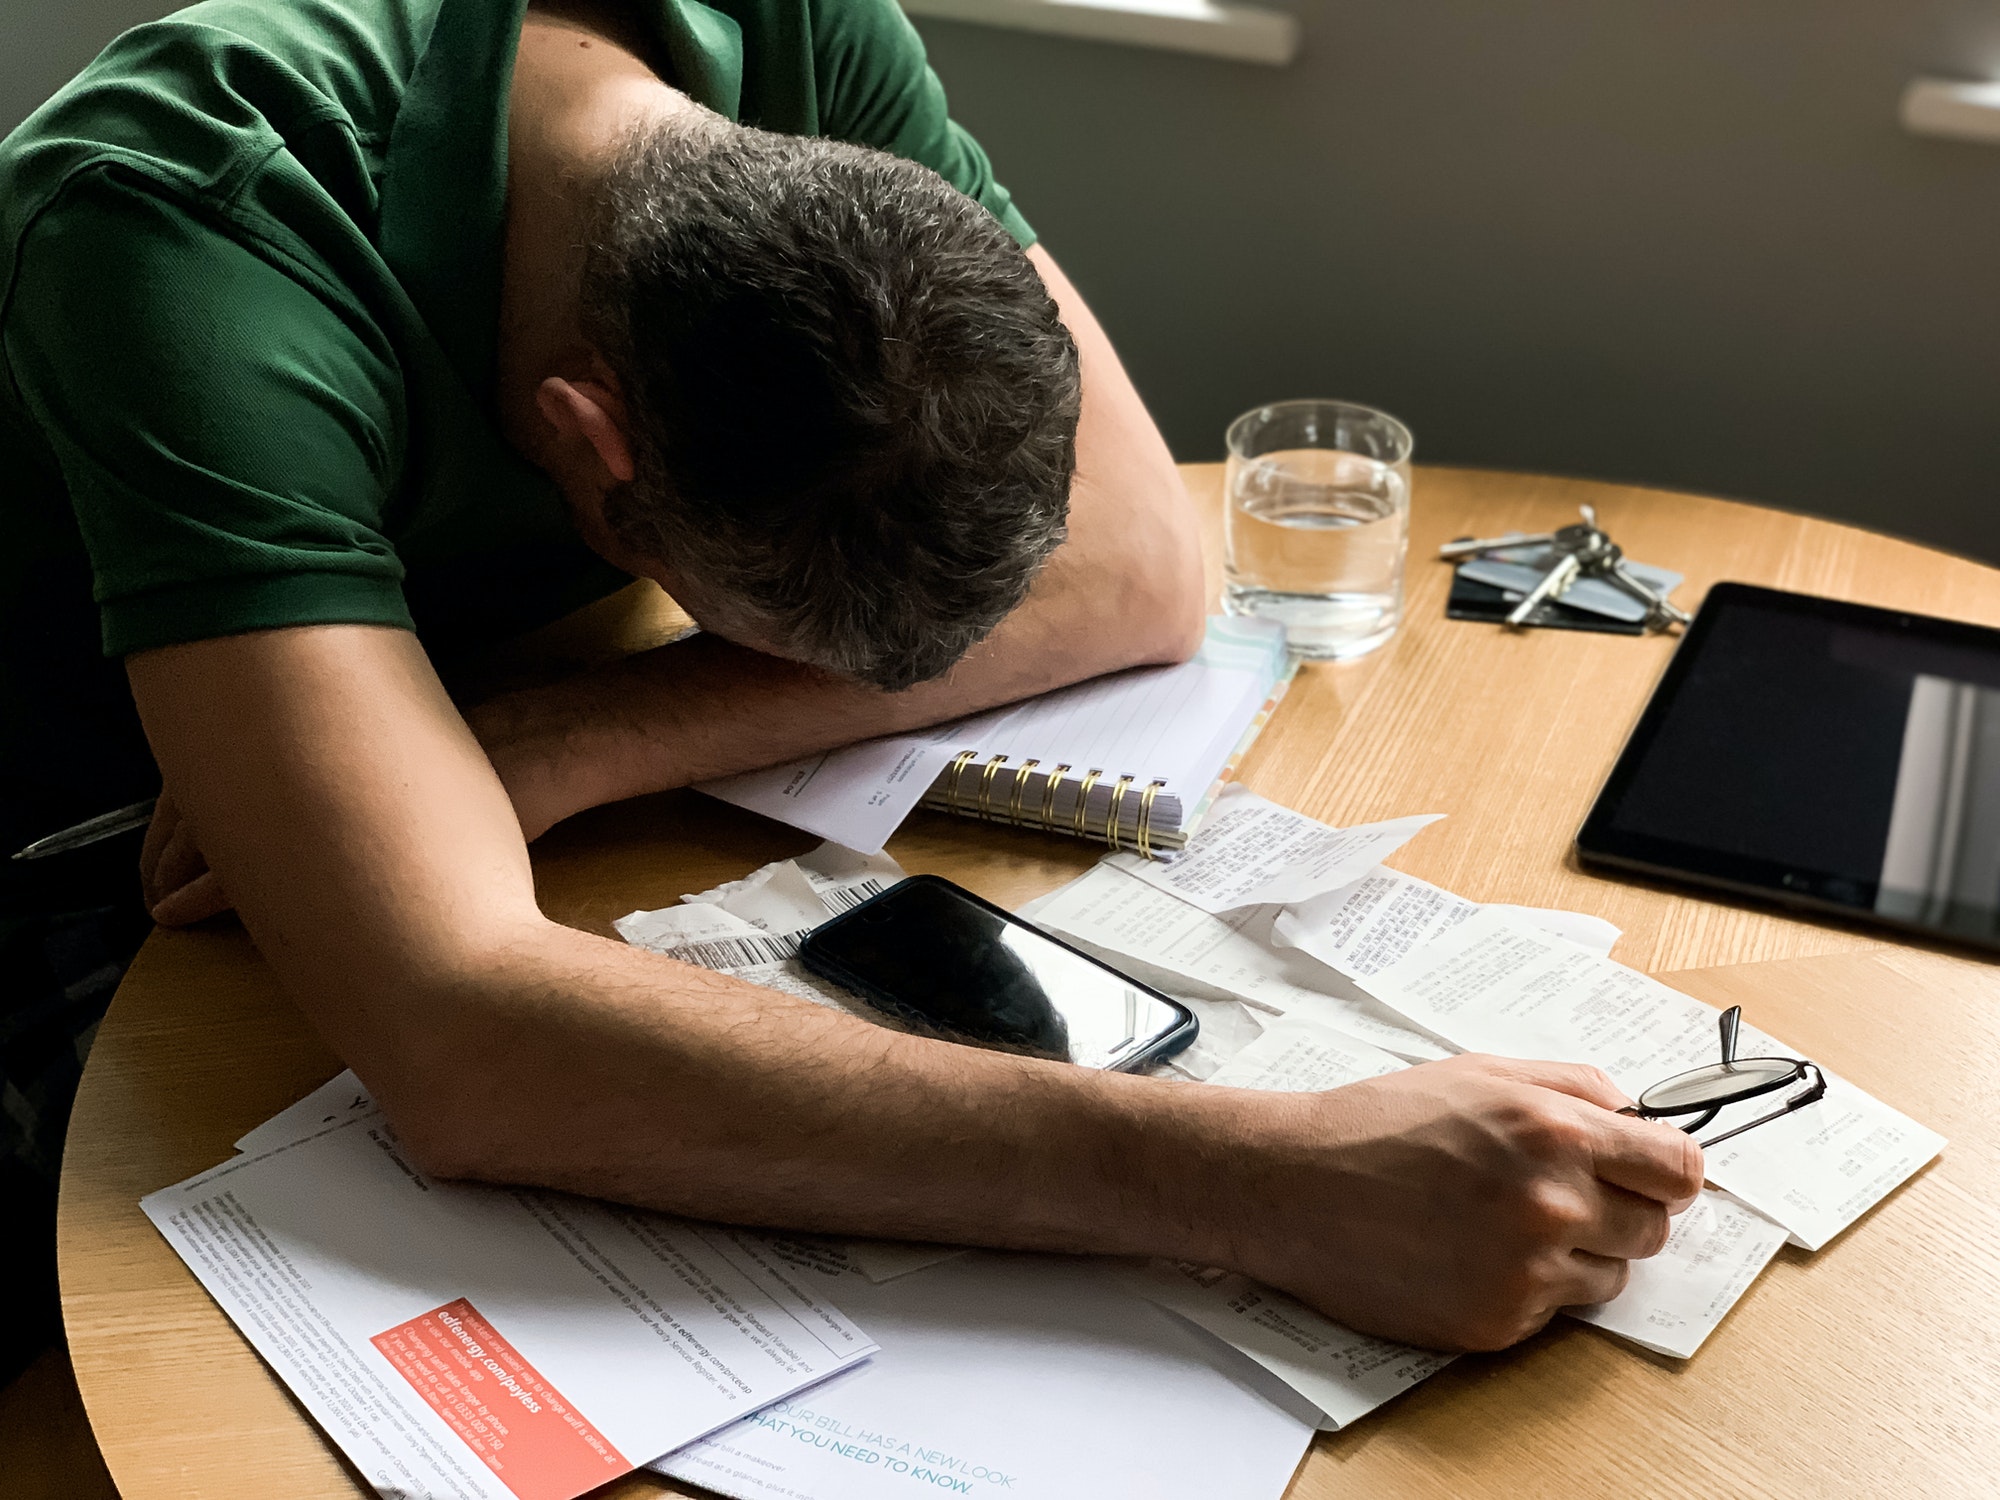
[
  {"left": 1220, "top": 1054, "right": 1706, "bottom": 1351},
  {"left": 140, "top": 789, "right": 231, "bottom": 926}
]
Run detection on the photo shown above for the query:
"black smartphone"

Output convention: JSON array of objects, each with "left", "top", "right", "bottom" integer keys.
[{"left": 798, "top": 875, "right": 1198, "bottom": 1072}]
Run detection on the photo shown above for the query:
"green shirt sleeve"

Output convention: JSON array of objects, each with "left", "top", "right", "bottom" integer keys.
[
  {"left": 3, "top": 166, "right": 412, "bottom": 657},
  {"left": 808, "top": 0, "right": 1035, "bottom": 248}
]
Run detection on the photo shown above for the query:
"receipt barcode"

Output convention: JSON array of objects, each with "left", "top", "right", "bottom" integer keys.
[
  {"left": 819, "top": 877, "right": 889, "bottom": 913},
  {"left": 664, "top": 933, "right": 802, "bottom": 971}
]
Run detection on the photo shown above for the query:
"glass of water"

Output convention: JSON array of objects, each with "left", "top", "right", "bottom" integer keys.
[{"left": 1223, "top": 399, "right": 1413, "bottom": 659}]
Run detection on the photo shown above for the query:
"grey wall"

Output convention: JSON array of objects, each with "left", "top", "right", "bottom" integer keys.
[
  {"left": 912, "top": 2, "right": 2000, "bottom": 562},
  {"left": 9, "top": 1, "right": 1999, "bottom": 559},
  {"left": 2, "top": 0, "right": 172, "bottom": 139}
]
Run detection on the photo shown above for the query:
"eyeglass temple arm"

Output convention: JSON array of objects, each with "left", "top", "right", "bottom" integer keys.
[
  {"left": 1718, "top": 1005, "right": 1742, "bottom": 1065},
  {"left": 1696, "top": 1063, "right": 1827, "bottom": 1150}
]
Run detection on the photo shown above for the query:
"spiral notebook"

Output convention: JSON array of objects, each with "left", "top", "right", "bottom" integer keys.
[{"left": 699, "top": 617, "right": 1296, "bottom": 857}]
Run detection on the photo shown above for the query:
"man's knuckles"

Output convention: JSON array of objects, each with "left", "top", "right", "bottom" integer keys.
[
  {"left": 1456, "top": 1054, "right": 1623, "bottom": 1106},
  {"left": 1485, "top": 1093, "right": 1592, "bottom": 1165},
  {"left": 1516, "top": 1179, "right": 1594, "bottom": 1243}
]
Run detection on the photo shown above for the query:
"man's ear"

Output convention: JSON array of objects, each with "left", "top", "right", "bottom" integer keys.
[{"left": 536, "top": 368, "right": 637, "bottom": 486}]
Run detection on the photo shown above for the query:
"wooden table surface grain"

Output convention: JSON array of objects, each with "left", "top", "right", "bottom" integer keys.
[{"left": 59, "top": 464, "right": 2000, "bottom": 1500}]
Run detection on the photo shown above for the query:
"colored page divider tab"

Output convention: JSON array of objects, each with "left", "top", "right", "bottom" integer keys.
[{"left": 372, "top": 1298, "right": 631, "bottom": 1500}]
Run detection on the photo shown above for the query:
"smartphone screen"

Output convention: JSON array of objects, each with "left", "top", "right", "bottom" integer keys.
[{"left": 798, "top": 876, "right": 1197, "bottom": 1072}]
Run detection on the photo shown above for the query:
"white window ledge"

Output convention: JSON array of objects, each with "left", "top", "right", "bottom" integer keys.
[
  {"left": 1901, "top": 78, "right": 2000, "bottom": 146},
  {"left": 902, "top": 0, "right": 1299, "bottom": 67}
]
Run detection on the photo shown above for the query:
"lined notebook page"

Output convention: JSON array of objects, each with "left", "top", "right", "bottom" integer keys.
[
  {"left": 943, "top": 646, "right": 1267, "bottom": 790},
  {"left": 698, "top": 618, "right": 1288, "bottom": 854}
]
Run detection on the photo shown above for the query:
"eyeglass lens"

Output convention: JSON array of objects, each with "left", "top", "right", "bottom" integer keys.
[
  {"left": 1626, "top": 1004, "right": 1828, "bottom": 1148},
  {"left": 1638, "top": 1056, "right": 1802, "bottom": 1112}
]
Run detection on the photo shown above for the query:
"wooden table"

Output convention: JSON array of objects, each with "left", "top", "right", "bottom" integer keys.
[{"left": 59, "top": 465, "right": 2000, "bottom": 1499}]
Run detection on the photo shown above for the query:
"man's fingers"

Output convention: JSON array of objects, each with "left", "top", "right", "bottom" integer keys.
[
  {"left": 139, "top": 793, "right": 179, "bottom": 891},
  {"left": 1590, "top": 1110, "right": 1706, "bottom": 1211},
  {"left": 1559, "top": 1250, "right": 1632, "bottom": 1310},
  {"left": 151, "top": 870, "right": 231, "bottom": 927},
  {"left": 150, "top": 819, "right": 210, "bottom": 904},
  {"left": 1571, "top": 1183, "right": 1674, "bottom": 1260},
  {"left": 1474, "top": 1055, "right": 1632, "bottom": 1111}
]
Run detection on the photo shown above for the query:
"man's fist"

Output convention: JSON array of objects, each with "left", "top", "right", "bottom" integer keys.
[
  {"left": 141, "top": 789, "right": 231, "bottom": 925},
  {"left": 1217, "top": 1053, "right": 1706, "bottom": 1351}
]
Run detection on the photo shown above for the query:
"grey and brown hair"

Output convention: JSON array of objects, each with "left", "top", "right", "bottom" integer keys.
[{"left": 580, "top": 116, "right": 1081, "bottom": 690}]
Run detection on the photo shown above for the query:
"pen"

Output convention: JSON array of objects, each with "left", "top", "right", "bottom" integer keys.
[{"left": 11, "top": 798, "right": 158, "bottom": 861}]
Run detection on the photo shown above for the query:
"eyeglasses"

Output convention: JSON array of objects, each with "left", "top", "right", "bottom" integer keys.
[{"left": 1623, "top": 1006, "right": 1827, "bottom": 1148}]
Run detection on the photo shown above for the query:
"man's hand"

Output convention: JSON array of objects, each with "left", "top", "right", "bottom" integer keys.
[
  {"left": 140, "top": 789, "right": 231, "bottom": 925},
  {"left": 1216, "top": 1054, "right": 1705, "bottom": 1351}
]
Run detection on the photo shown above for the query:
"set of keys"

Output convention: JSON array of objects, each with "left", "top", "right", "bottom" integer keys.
[{"left": 1439, "top": 505, "right": 1690, "bottom": 632}]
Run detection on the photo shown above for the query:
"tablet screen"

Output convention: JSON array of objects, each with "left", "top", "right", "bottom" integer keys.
[{"left": 1578, "top": 583, "right": 2000, "bottom": 950}]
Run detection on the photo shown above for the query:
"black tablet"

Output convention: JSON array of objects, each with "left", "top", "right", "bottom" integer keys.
[{"left": 1577, "top": 583, "right": 2000, "bottom": 952}]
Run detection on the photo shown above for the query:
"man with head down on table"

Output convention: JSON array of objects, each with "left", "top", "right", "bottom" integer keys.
[{"left": 0, "top": 0, "right": 1703, "bottom": 1382}]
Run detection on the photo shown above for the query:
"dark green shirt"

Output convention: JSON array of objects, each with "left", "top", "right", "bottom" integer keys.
[{"left": 0, "top": 0, "right": 1031, "bottom": 847}]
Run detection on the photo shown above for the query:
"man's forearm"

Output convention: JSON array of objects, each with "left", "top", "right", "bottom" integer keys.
[
  {"left": 383, "top": 918, "right": 1706, "bottom": 1356},
  {"left": 127, "top": 626, "right": 1224, "bottom": 1263},
  {"left": 469, "top": 585, "right": 1190, "bottom": 838},
  {"left": 391, "top": 917, "right": 1244, "bottom": 1264}
]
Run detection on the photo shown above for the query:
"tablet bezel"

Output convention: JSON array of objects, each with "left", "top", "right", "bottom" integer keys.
[{"left": 1575, "top": 581, "right": 2000, "bottom": 954}]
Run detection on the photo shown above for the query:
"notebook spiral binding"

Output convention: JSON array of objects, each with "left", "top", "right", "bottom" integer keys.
[{"left": 942, "top": 751, "right": 1170, "bottom": 858}]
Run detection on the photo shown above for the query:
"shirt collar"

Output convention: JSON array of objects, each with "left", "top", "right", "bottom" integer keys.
[
  {"left": 374, "top": 0, "right": 746, "bottom": 400},
  {"left": 375, "top": 0, "right": 529, "bottom": 400}
]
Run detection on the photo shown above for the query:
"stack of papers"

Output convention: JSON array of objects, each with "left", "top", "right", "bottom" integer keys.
[
  {"left": 158, "top": 1061, "right": 1323, "bottom": 1500},
  {"left": 146, "top": 785, "right": 1944, "bottom": 1500},
  {"left": 1022, "top": 785, "right": 1945, "bottom": 1359},
  {"left": 657, "top": 1249, "right": 1320, "bottom": 1500},
  {"left": 145, "top": 1104, "right": 877, "bottom": 1500},
  {"left": 614, "top": 822, "right": 1841, "bottom": 1378}
]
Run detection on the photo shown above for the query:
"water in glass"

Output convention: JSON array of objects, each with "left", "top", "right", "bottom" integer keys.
[{"left": 1225, "top": 446, "right": 1410, "bottom": 659}]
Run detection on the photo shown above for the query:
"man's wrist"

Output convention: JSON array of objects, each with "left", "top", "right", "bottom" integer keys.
[
  {"left": 464, "top": 690, "right": 609, "bottom": 840},
  {"left": 1083, "top": 1073, "right": 1282, "bottom": 1272}
]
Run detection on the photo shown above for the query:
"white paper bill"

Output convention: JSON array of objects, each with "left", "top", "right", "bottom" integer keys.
[
  {"left": 656, "top": 1250, "right": 1318, "bottom": 1500},
  {"left": 695, "top": 858, "right": 832, "bottom": 936},
  {"left": 1274, "top": 865, "right": 1622, "bottom": 978},
  {"left": 1484, "top": 904, "right": 1621, "bottom": 956},
  {"left": 1199, "top": 1013, "right": 1790, "bottom": 1360},
  {"left": 1363, "top": 912, "right": 1946, "bottom": 1250},
  {"left": 1030, "top": 862, "right": 1451, "bottom": 1061},
  {"left": 1205, "top": 1014, "right": 1407, "bottom": 1092},
  {"left": 618, "top": 846, "right": 912, "bottom": 1014},
  {"left": 232, "top": 1068, "right": 373, "bottom": 1155},
  {"left": 699, "top": 737, "right": 954, "bottom": 855},
  {"left": 1117, "top": 1261, "right": 1453, "bottom": 1431},
  {"left": 794, "top": 842, "right": 910, "bottom": 913},
  {"left": 145, "top": 1112, "right": 875, "bottom": 1500},
  {"left": 616, "top": 900, "right": 862, "bottom": 1012},
  {"left": 1109, "top": 786, "right": 1441, "bottom": 913},
  {"left": 1152, "top": 990, "right": 1270, "bottom": 1082},
  {"left": 684, "top": 842, "right": 906, "bottom": 928},
  {"left": 1275, "top": 868, "right": 1479, "bottom": 978},
  {"left": 1569, "top": 1191, "right": 1791, "bottom": 1358},
  {"left": 841, "top": 1240, "right": 971, "bottom": 1284}
]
